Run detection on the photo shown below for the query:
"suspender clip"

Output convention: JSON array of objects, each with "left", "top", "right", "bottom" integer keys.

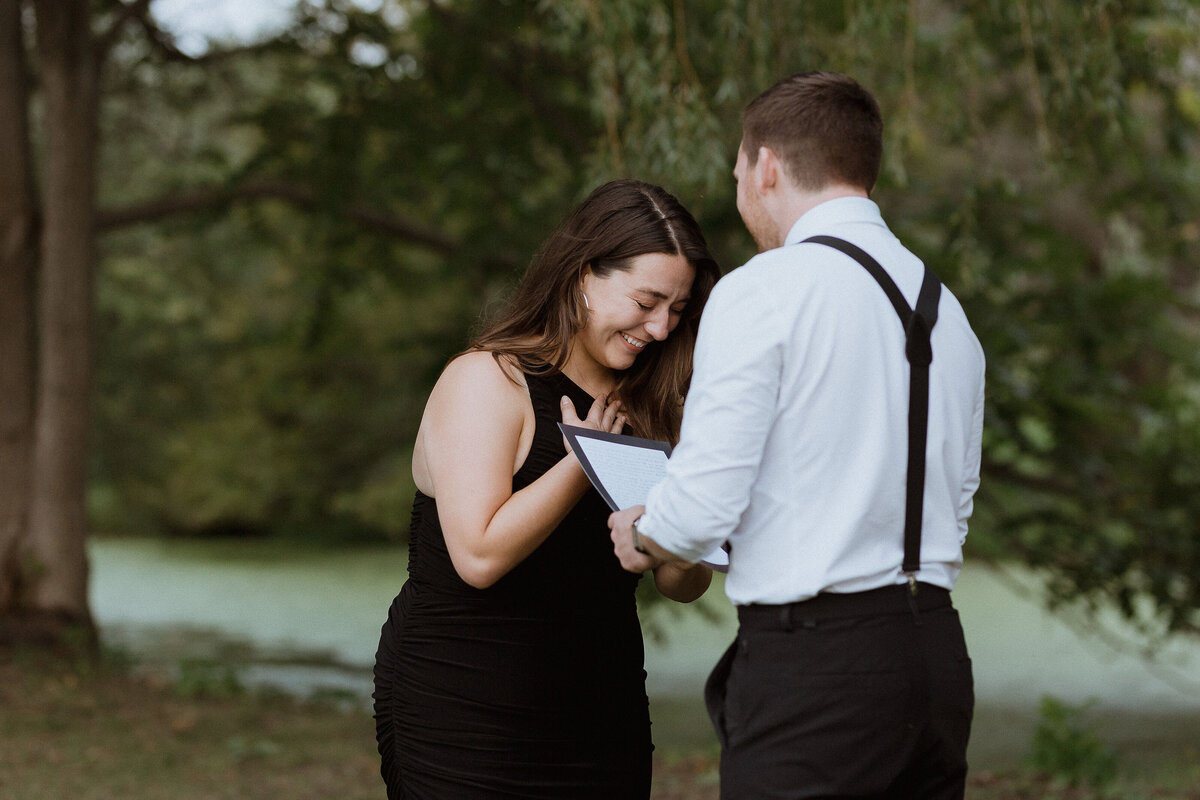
[{"left": 906, "top": 573, "right": 919, "bottom": 596}]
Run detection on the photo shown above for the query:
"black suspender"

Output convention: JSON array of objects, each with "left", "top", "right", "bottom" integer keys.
[{"left": 802, "top": 235, "right": 942, "bottom": 594}]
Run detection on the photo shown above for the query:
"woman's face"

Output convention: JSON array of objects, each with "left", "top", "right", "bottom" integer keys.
[{"left": 575, "top": 252, "right": 696, "bottom": 374}]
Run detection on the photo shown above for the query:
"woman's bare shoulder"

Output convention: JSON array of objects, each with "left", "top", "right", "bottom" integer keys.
[
  {"left": 439, "top": 350, "right": 525, "bottom": 389},
  {"left": 428, "top": 350, "right": 529, "bottom": 416}
]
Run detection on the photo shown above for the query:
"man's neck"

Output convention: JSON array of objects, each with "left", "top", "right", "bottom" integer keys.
[{"left": 773, "top": 184, "right": 869, "bottom": 243}]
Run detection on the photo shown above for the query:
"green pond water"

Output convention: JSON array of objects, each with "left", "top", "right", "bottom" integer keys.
[
  {"left": 86, "top": 537, "right": 1200, "bottom": 767},
  {"left": 88, "top": 538, "right": 1200, "bottom": 709}
]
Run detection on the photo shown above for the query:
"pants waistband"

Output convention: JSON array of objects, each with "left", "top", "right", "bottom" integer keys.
[{"left": 737, "top": 583, "right": 951, "bottom": 630}]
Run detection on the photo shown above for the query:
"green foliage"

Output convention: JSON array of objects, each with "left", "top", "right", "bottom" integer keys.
[
  {"left": 538, "top": 0, "right": 1200, "bottom": 631},
  {"left": 1028, "top": 696, "right": 1119, "bottom": 789},
  {"left": 93, "top": 0, "right": 605, "bottom": 542},
  {"left": 82, "top": 1, "right": 1200, "bottom": 630},
  {"left": 915, "top": 3, "right": 1200, "bottom": 638}
]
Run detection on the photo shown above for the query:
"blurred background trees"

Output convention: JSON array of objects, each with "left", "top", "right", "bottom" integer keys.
[{"left": 1, "top": 0, "right": 1198, "bottom": 645}]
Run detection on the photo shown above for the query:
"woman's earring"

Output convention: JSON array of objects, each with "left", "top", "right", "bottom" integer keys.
[{"left": 582, "top": 292, "right": 591, "bottom": 311}]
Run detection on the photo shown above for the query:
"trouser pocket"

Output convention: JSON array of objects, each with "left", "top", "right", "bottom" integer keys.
[{"left": 704, "top": 636, "right": 738, "bottom": 748}]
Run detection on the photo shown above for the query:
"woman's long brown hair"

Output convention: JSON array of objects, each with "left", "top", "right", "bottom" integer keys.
[{"left": 468, "top": 179, "right": 721, "bottom": 444}]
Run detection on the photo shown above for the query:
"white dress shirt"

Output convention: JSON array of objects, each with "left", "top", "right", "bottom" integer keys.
[{"left": 639, "top": 197, "right": 985, "bottom": 605}]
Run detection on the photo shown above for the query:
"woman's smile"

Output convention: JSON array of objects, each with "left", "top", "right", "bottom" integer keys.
[{"left": 620, "top": 332, "right": 648, "bottom": 350}]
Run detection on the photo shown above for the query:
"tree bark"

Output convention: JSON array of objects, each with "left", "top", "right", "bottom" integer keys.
[
  {"left": 21, "top": 0, "right": 99, "bottom": 637},
  {"left": 0, "top": 0, "right": 37, "bottom": 614}
]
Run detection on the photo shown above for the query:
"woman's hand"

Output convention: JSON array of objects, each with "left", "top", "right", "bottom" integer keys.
[{"left": 560, "top": 392, "right": 625, "bottom": 452}]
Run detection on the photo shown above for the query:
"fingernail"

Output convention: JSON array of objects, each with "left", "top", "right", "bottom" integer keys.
[{"left": 561, "top": 396, "right": 570, "bottom": 404}]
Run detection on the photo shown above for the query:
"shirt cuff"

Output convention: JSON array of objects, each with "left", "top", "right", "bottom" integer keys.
[{"left": 638, "top": 491, "right": 711, "bottom": 564}]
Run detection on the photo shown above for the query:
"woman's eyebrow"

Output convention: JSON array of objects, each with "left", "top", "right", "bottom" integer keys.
[{"left": 635, "top": 287, "right": 690, "bottom": 303}]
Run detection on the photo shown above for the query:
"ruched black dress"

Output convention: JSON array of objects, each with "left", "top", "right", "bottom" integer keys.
[{"left": 373, "top": 370, "right": 652, "bottom": 799}]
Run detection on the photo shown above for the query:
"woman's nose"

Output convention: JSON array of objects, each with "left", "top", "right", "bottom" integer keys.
[{"left": 645, "top": 308, "right": 670, "bottom": 340}]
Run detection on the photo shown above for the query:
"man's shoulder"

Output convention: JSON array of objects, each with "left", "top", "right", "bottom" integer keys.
[
  {"left": 718, "top": 244, "right": 826, "bottom": 289},
  {"left": 716, "top": 240, "right": 876, "bottom": 304}
]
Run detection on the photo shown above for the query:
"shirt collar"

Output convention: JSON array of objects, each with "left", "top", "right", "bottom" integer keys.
[{"left": 783, "top": 196, "right": 886, "bottom": 247}]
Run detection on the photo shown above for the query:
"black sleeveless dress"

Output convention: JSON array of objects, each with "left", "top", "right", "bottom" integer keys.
[{"left": 373, "top": 370, "right": 651, "bottom": 799}]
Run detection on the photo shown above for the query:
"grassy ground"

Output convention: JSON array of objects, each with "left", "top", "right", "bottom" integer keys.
[
  {"left": 648, "top": 698, "right": 1200, "bottom": 800},
  {"left": 1, "top": 650, "right": 1197, "bottom": 800}
]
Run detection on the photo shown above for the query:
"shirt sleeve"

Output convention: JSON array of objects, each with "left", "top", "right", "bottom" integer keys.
[{"left": 637, "top": 267, "right": 784, "bottom": 562}]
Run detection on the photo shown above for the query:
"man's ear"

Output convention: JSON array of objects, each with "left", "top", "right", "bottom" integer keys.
[{"left": 754, "top": 146, "right": 780, "bottom": 192}]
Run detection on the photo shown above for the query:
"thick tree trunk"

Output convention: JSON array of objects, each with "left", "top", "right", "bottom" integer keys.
[
  {"left": 0, "top": 0, "right": 37, "bottom": 615},
  {"left": 19, "top": 0, "right": 99, "bottom": 640}
]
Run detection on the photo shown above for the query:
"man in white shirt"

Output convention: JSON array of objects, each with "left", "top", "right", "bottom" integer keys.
[{"left": 609, "top": 71, "right": 985, "bottom": 799}]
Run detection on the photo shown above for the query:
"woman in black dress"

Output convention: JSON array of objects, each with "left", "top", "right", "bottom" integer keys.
[{"left": 373, "top": 179, "right": 722, "bottom": 798}]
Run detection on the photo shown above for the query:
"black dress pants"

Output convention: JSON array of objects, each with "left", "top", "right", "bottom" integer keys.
[{"left": 705, "top": 583, "right": 974, "bottom": 800}]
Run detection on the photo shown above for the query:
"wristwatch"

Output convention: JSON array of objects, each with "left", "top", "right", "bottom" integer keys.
[{"left": 630, "top": 515, "right": 651, "bottom": 555}]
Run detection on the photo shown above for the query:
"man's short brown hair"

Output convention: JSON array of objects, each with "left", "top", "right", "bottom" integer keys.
[{"left": 742, "top": 71, "right": 883, "bottom": 193}]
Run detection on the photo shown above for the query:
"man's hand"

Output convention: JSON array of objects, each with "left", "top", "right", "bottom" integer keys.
[{"left": 608, "top": 505, "right": 659, "bottom": 573}]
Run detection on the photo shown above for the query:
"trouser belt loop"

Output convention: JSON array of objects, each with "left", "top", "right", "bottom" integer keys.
[{"left": 779, "top": 605, "right": 793, "bottom": 632}]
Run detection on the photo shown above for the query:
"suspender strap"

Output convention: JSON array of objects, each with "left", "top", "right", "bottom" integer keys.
[{"left": 802, "top": 235, "right": 942, "bottom": 588}]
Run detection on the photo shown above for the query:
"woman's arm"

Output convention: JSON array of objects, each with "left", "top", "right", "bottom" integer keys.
[
  {"left": 417, "top": 352, "right": 622, "bottom": 589},
  {"left": 609, "top": 506, "right": 711, "bottom": 603},
  {"left": 651, "top": 560, "right": 712, "bottom": 603}
]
